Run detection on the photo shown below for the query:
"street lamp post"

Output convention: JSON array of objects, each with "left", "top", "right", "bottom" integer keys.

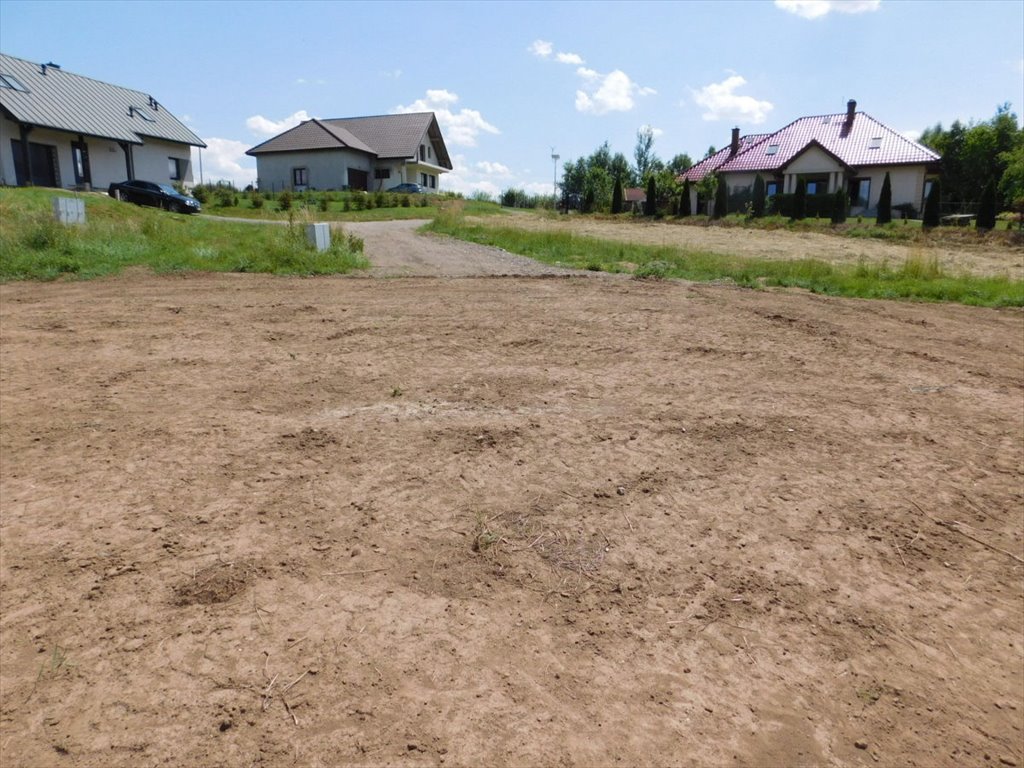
[{"left": 551, "top": 147, "right": 560, "bottom": 207}]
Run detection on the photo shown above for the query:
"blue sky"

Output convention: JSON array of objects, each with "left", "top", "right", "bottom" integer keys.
[{"left": 1, "top": 0, "right": 1021, "bottom": 195}]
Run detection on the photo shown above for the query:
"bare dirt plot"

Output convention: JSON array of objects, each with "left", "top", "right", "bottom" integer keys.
[
  {"left": 485, "top": 214, "right": 1024, "bottom": 280},
  {"left": 1, "top": 272, "right": 1022, "bottom": 768}
]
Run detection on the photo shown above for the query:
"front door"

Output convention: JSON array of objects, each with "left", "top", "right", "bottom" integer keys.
[{"left": 72, "top": 141, "right": 91, "bottom": 187}]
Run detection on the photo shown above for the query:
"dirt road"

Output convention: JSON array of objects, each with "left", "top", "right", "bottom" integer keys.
[
  {"left": 1, "top": 233, "right": 1022, "bottom": 767},
  {"left": 348, "top": 220, "right": 582, "bottom": 277}
]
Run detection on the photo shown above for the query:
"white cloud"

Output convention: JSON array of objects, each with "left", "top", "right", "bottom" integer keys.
[
  {"left": 476, "top": 161, "right": 512, "bottom": 176},
  {"left": 774, "top": 0, "right": 880, "bottom": 19},
  {"left": 529, "top": 39, "right": 553, "bottom": 57},
  {"left": 641, "top": 124, "right": 664, "bottom": 138},
  {"left": 245, "top": 110, "right": 311, "bottom": 137},
  {"left": 575, "top": 69, "right": 654, "bottom": 115},
  {"left": 556, "top": 52, "right": 584, "bottom": 65},
  {"left": 295, "top": 78, "right": 325, "bottom": 85},
  {"left": 576, "top": 67, "right": 599, "bottom": 80},
  {"left": 380, "top": 68, "right": 402, "bottom": 79},
  {"left": 191, "top": 138, "right": 257, "bottom": 188},
  {"left": 394, "top": 90, "right": 499, "bottom": 147},
  {"left": 901, "top": 129, "right": 922, "bottom": 142},
  {"left": 692, "top": 75, "right": 774, "bottom": 124}
]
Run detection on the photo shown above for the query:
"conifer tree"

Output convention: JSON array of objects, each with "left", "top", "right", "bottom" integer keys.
[
  {"left": 713, "top": 175, "right": 728, "bottom": 219},
  {"left": 922, "top": 179, "right": 941, "bottom": 228},
  {"left": 680, "top": 179, "right": 692, "bottom": 217},
  {"left": 611, "top": 177, "right": 624, "bottom": 214},
  {"left": 752, "top": 174, "right": 766, "bottom": 218},
  {"left": 792, "top": 178, "right": 807, "bottom": 220},
  {"left": 831, "top": 188, "right": 848, "bottom": 224},
  {"left": 876, "top": 172, "right": 892, "bottom": 224},
  {"left": 975, "top": 179, "right": 997, "bottom": 231},
  {"left": 645, "top": 175, "right": 657, "bottom": 216}
]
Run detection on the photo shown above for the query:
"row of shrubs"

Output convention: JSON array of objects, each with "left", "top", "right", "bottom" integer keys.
[{"left": 187, "top": 183, "right": 437, "bottom": 212}]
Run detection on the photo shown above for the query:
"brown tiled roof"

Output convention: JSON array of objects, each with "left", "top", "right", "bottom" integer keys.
[
  {"left": 624, "top": 187, "right": 646, "bottom": 202},
  {"left": 0, "top": 52, "right": 204, "bottom": 147},
  {"left": 246, "top": 112, "right": 452, "bottom": 170}
]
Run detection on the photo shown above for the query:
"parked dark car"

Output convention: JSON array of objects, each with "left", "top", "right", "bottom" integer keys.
[
  {"left": 386, "top": 182, "right": 424, "bottom": 194},
  {"left": 108, "top": 180, "right": 202, "bottom": 213}
]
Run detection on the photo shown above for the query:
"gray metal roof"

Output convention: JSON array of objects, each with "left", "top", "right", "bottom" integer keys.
[
  {"left": 246, "top": 112, "right": 452, "bottom": 170},
  {"left": 0, "top": 52, "right": 205, "bottom": 147}
]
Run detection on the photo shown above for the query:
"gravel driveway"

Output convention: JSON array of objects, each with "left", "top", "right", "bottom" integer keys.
[{"left": 344, "top": 219, "right": 584, "bottom": 277}]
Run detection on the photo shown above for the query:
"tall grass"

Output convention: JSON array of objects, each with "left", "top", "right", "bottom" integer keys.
[
  {"left": 0, "top": 188, "right": 368, "bottom": 281},
  {"left": 424, "top": 213, "right": 1024, "bottom": 308}
]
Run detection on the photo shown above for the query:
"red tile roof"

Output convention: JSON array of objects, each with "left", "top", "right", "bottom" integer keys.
[
  {"left": 680, "top": 111, "right": 939, "bottom": 182},
  {"left": 680, "top": 134, "right": 770, "bottom": 182},
  {"left": 624, "top": 187, "right": 646, "bottom": 202}
]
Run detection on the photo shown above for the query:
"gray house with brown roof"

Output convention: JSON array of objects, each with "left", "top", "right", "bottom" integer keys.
[
  {"left": 246, "top": 112, "right": 452, "bottom": 193},
  {"left": 0, "top": 52, "right": 204, "bottom": 190}
]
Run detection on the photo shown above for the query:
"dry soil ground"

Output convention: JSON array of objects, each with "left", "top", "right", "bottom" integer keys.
[{"left": 1, "top": 224, "right": 1023, "bottom": 768}]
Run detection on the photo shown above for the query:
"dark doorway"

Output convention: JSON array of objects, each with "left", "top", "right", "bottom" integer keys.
[
  {"left": 347, "top": 168, "right": 368, "bottom": 191},
  {"left": 10, "top": 139, "right": 60, "bottom": 186}
]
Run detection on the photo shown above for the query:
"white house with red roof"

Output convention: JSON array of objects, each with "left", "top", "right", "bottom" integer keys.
[{"left": 681, "top": 101, "right": 940, "bottom": 217}]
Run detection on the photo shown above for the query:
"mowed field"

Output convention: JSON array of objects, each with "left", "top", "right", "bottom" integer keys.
[{"left": 1, "top": 227, "right": 1022, "bottom": 767}]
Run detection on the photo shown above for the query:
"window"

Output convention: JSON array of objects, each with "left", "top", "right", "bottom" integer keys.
[
  {"left": 765, "top": 181, "right": 779, "bottom": 197},
  {"left": 0, "top": 73, "right": 29, "bottom": 92},
  {"left": 129, "top": 106, "right": 156, "bottom": 123},
  {"left": 765, "top": 144, "right": 779, "bottom": 156},
  {"left": 428, "top": 174, "right": 436, "bottom": 189},
  {"left": 72, "top": 141, "right": 91, "bottom": 185},
  {"left": 292, "top": 167, "right": 308, "bottom": 186},
  {"left": 420, "top": 172, "right": 428, "bottom": 186},
  {"left": 803, "top": 177, "right": 829, "bottom": 195},
  {"left": 168, "top": 157, "right": 184, "bottom": 181},
  {"left": 374, "top": 168, "right": 391, "bottom": 180},
  {"left": 419, "top": 145, "right": 426, "bottom": 161},
  {"left": 850, "top": 178, "right": 871, "bottom": 208},
  {"left": 868, "top": 137, "right": 882, "bottom": 150}
]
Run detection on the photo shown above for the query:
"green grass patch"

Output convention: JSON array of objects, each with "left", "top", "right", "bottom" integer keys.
[
  {"left": 425, "top": 213, "right": 1024, "bottom": 308},
  {"left": 0, "top": 188, "right": 369, "bottom": 281}
]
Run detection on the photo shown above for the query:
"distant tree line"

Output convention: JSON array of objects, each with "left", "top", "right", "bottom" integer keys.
[
  {"left": 559, "top": 128, "right": 692, "bottom": 214},
  {"left": 919, "top": 103, "right": 1023, "bottom": 214}
]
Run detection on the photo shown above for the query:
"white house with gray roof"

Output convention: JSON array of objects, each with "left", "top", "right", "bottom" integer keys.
[
  {"left": 246, "top": 113, "right": 452, "bottom": 193},
  {"left": 0, "top": 52, "right": 204, "bottom": 190}
]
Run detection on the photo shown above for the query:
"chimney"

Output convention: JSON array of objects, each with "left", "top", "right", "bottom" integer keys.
[
  {"left": 847, "top": 99, "right": 857, "bottom": 122},
  {"left": 730, "top": 127, "right": 740, "bottom": 155}
]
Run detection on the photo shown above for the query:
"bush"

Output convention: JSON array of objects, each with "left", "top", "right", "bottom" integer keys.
[
  {"left": 318, "top": 193, "right": 330, "bottom": 212},
  {"left": 679, "top": 179, "right": 692, "bottom": 217},
  {"left": 250, "top": 192, "right": 264, "bottom": 209},
  {"left": 278, "top": 190, "right": 293, "bottom": 211},
  {"left": 634, "top": 260, "right": 672, "bottom": 280},
  {"left": 611, "top": 177, "right": 623, "bottom": 214},
  {"left": 644, "top": 176, "right": 657, "bottom": 216},
  {"left": 792, "top": 179, "right": 807, "bottom": 220},
  {"left": 770, "top": 189, "right": 838, "bottom": 219}
]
